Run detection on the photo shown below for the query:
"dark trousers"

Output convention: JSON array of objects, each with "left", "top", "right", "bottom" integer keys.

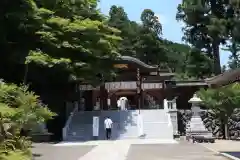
[{"left": 105, "top": 128, "right": 112, "bottom": 140}]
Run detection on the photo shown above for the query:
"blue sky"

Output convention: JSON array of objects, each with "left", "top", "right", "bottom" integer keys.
[{"left": 99, "top": 0, "right": 230, "bottom": 66}]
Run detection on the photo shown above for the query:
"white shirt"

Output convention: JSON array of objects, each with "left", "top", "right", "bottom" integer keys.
[{"left": 104, "top": 118, "right": 113, "bottom": 129}]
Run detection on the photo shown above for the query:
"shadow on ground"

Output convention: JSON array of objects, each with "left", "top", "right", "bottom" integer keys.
[
  {"left": 222, "top": 152, "right": 240, "bottom": 158},
  {"left": 32, "top": 153, "right": 42, "bottom": 158}
]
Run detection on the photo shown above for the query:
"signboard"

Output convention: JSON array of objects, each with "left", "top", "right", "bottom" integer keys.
[
  {"left": 105, "top": 82, "right": 162, "bottom": 90},
  {"left": 92, "top": 116, "right": 99, "bottom": 137},
  {"left": 113, "top": 64, "right": 128, "bottom": 69},
  {"left": 105, "top": 81, "right": 136, "bottom": 90},
  {"left": 79, "top": 85, "right": 99, "bottom": 91}
]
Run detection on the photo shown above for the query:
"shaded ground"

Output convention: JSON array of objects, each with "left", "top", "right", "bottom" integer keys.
[
  {"left": 223, "top": 152, "right": 240, "bottom": 158},
  {"left": 31, "top": 143, "right": 95, "bottom": 160},
  {"left": 126, "top": 142, "right": 228, "bottom": 160}
]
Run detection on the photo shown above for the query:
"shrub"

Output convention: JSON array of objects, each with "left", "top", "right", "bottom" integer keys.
[{"left": 0, "top": 81, "right": 56, "bottom": 158}]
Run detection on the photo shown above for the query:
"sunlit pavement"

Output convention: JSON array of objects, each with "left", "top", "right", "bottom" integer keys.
[
  {"left": 127, "top": 142, "right": 228, "bottom": 160},
  {"left": 32, "top": 140, "right": 230, "bottom": 160}
]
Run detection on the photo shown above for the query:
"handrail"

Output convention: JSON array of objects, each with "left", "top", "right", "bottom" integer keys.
[{"left": 62, "top": 104, "right": 78, "bottom": 141}]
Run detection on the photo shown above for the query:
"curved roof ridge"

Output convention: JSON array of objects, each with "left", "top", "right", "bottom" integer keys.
[
  {"left": 119, "top": 56, "right": 156, "bottom": 69},
  {"left": 205, "top": 68, "right": 240, "bottom": 85}
]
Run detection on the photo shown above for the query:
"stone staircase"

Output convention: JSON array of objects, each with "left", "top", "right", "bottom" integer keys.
[{"left": 64, "top": 109, "right": 173, "bottom": 141}]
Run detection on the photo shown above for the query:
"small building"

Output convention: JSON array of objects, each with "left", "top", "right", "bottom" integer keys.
[
  {"left": 77, "top": 56, "right": 208, "bottom": 111},
  {"left": 61, "top": 56, "right": 209, "bottom": 141}
]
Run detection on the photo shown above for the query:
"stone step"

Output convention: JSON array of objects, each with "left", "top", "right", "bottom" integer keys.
[{"left": 65, "top": 110, "right": 173, "bottom": 141}]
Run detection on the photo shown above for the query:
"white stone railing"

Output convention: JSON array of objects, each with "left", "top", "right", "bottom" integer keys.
[
  {"left": 62, "top": 102, "right": 78, "bottom": 141},
  {"left": 163, "top": 99, "right": 174, "bottom": 129},
  {"left": 167, "top": 110, "right": 173, "bottom": 127}
]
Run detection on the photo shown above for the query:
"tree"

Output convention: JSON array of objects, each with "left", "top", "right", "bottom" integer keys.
[
  {"left": 228, "top": 53, "right": 240, "bottom": 69},
  {"left": 140, "top": 9, "right": 162, "bottom": 36},
  {"left": 0, "top": 0, "right": 42, "bottom": 83},
  {"left": 108, "top": 5, "right": 140, "bottom": 57},
  {"left": 221, "top": 65, "right": 227, "bottom": 72},
  {"left": 176, "top": 0, "right": 229, "bottom": 74},
  {"left": 184, "top": 49, "right": 213, "bottom": 78},
  {"left": 135, "top": 9, "right": 166, "bottom": 65},
  {"left": 223, "top": 0, "right": 240, "bottom": 69},
  {"left": 0, "top": 0, "right": 122, "bottom": 86},
  {"left": 197, "top": 83, "right": 240, "bottom": 139},
  {"left": 26, "top": 0, "right": 122, "bottom": 85},
  {"left": 162, "top": 41, "right": 213, "bottom": 78},
  {"left": 107, "top": 5, "right": 213, "bottom": 79}
]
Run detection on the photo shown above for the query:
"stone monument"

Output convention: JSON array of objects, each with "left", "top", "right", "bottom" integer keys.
[{"left": 186, "top": 94, "right": 215, "bottom": 143}]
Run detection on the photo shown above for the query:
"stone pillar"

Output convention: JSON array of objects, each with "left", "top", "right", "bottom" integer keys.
[
  {"left": 165, "top": 99, "right": 178, "bottom": 134},
  {"left": 170, "top": 99, "right": 178, "bottom": 134}
]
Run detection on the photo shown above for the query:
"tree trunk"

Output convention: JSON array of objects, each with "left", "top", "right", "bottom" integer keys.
[
  {"left": 231, "top": 42, "right": 238, "bottom": 69},
  {"left": 224, "top": 114, "right": 229, "bottom": 139},
  {"left": 224, "top": 123, "right": 229, "bottom": 139},
  {"left": 212, "top": 42, "right": 221, "bottom": 75}
]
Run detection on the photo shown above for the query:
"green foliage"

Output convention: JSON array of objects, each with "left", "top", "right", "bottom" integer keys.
[
  {"left": 31, "top": 0, "right": 122, "bottom": 84},
  {"left": 0, "top": 0, "right": 217, "bottom": 85},
  {"left": 0, "top": 150, "right": 31, "bottom": 160},
  {"left": 176, "top": 0, "right": 229, "bottom": 74},
  {"left": 0, "top": 81, "right": 55, "bottom": 158},
  {"left": 197, "top": 83, "right": 240, "bottom": 138},
  {"left": 0, "top": 0, "right": 122, "bottom": 86},
  {"left": 197, "top": 83, "right": 240, "bottom": 117},
  {"left": 107, "top": 5, "right": 213, "bottom": 78},
  {"left": 0, "top": 82, "right": 56, "bottom": 126},
  {"left": 177, "top": 0, "right": 240, "bottom": 74}
]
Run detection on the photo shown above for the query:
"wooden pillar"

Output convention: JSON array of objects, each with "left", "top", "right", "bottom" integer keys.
[
  {"left": 100, "top": 83, "right": 108, "bottom": 110},
  {"left": 136, "top": 68, "right": 142, "bottom": 112},
  {"left": 100, "top": 84, "right": 104, "bottom": 110}
]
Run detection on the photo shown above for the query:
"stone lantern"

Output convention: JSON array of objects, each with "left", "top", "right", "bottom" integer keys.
[
  {"left": 188, "top": 94, "right": 202, "bottom": 118},
  {"left": 186, "top": 94, "right": 213, "bottom": 140}
]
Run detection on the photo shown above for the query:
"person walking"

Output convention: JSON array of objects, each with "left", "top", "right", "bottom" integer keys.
[{"left": 104, "top": 116, "right": 113, "bottom": 140}]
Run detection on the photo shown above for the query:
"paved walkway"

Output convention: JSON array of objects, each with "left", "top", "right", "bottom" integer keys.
[
  {"left": 201, "top": 140, "right": 240, "bottom": 152},
  {"left": 127, "top": 142, "right": 227, "bottom": 160},
  {"left": 32, "top": 140, "right": 230, "bottom": 160},
  {"left": 32, "top": 143, "right": 95, "bottom": 160},
  {"left": 78, "top": 141, "right": 130, "bottom": 160},
  {"left": 201, "top": 140, "right": 240, "bottom": 159}
]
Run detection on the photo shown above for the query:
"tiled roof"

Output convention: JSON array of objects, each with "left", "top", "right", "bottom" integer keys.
[{"left": 205, "top": 68, "right": 240, "bottom": 85}]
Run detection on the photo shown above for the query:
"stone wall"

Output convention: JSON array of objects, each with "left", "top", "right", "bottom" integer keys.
[{"left": 177, "top": 109, "right": 240, "bottom": 139}]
